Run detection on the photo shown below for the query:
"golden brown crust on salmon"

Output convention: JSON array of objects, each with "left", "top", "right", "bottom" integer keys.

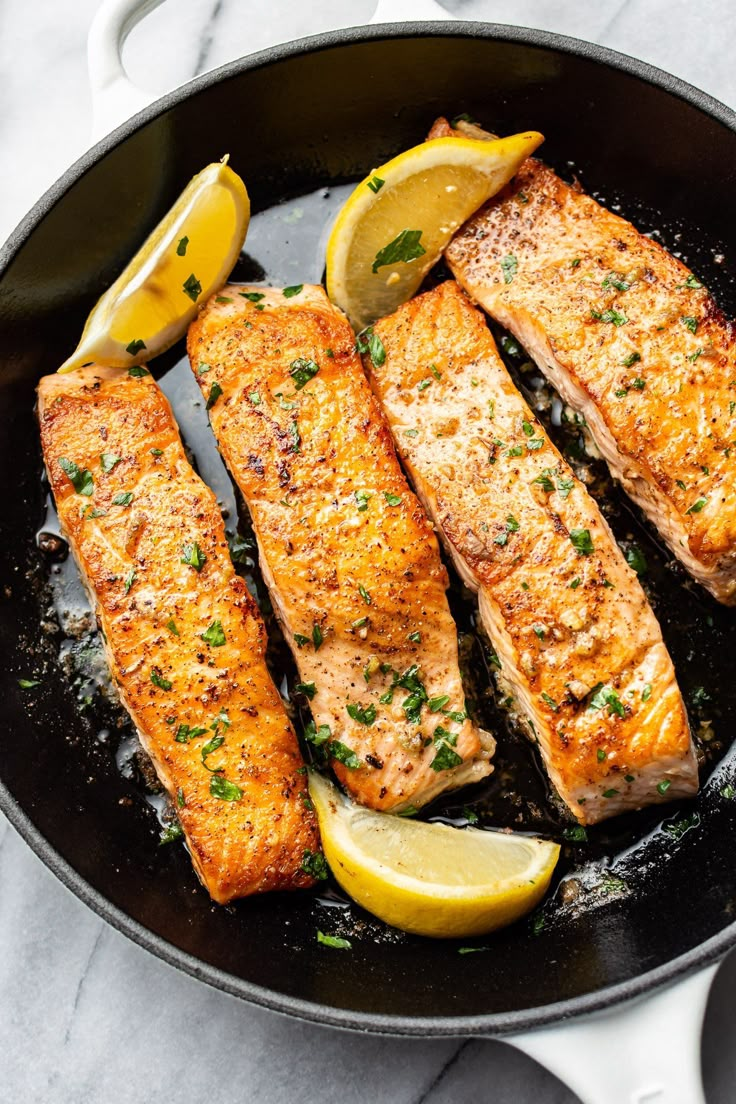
[
  {"left": 187, "top": 284, "right": 494, "bottom": 811},
  {"left": 37, "top": 366, "right": 319, "bottom": 903},
  {"left": 439, "top": 117, "right": 736, "bottom": 604},
  {"left": 367, "top": 282, "right": 698, "bottom": 823}
]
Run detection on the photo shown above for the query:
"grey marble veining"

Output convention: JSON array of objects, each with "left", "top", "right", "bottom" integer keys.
[{"left": 2, "top": 2, "right": 736, "bottom": 1102}]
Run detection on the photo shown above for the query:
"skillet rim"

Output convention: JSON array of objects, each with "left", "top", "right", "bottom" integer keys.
[{"left": 2, "top": 19, "right": 736, "bottom": 1037}]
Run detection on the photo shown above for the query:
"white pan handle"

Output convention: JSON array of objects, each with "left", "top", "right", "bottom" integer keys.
[
  {"left": 87, "top": 0, "right": 165, "bottom": 141},
  {"left": 506, "top": 962, "right": 719, "bottom": 1104},
  {"left": 371, "top": 0, "right": 455, "bottom": 21}
]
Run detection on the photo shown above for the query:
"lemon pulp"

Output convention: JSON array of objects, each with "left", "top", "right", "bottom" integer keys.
[{"left": 309, "top": 773, "right": 559, "bottom": 938}]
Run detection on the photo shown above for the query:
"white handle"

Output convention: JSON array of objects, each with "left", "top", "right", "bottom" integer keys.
[
  {"left": 507, "top": 962, "right": 719, "bottom": 1104},
  {"left": 87, "top": 0, "right": 164, "bottom": 141},
  {"left": 87, "top": 0, "right": 457, "bottom": 143}
]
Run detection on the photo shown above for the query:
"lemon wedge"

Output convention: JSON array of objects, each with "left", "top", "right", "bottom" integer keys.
[
  {"left": 58, "top": 159, "right": 249, "bottom": 373},
  {"left": 326, "top": 131, "right": 543, "bottom": 331},
  {"left": 309, "top": 773, "right": 559, "bottom": 939}
]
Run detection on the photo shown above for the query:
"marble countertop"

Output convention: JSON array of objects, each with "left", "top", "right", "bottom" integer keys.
[{"left": 3, "top": 2, "right": 736, "bottom": 1101}]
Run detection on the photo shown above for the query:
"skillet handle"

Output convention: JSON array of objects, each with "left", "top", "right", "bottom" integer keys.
[
  {"left": 505, "top": 962, "right": 719, "bottom": 1104},
  {"left": 87, "top": 0, "right": 165, "bottom": 141}
]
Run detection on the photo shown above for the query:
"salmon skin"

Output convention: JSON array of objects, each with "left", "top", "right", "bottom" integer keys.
[
  {"left": 37, "top": 366, "right": 320, "bottom": 904},
  {"left": 187, "top": 284, "right": 494, "bottom": 812},
  {"left": 435, "top": 116, "right": 736, "bottom": 605},
  {"left": 367, "top": 282, "right": 698, "bottom": 824}
]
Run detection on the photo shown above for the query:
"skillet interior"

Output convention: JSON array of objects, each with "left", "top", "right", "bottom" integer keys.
[{"left": 2, "top": 25, "right": 736, "bottom": 1034}]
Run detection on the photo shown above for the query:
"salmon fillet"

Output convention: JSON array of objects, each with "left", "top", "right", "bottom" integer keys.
[
  {"left": 367, "top": 282, "right": 698, "bottom": 824},
  {"left": 37, "top": 366, "right": 319, "bottom": 904},
  {"left": 436, "top": 116, "right": 736, "bottom": 605},
  {"left": 187, "top": 284, "right": 494, "bottom": 812}
]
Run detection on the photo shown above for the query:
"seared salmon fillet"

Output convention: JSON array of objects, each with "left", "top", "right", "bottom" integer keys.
[
  {"left": 435, "top": 116, "right": 736, "bottom": 604},
  {"left": 37, "top": 366, "right": 319, "bottom": 903},
  {"left": 187, "top": 284, "right": 494, "bottom": 811},
  {"left": 367, "top": 282, "right": 698, "bottom": 823}
]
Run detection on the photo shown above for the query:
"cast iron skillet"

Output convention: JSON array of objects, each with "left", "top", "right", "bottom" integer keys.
[{"left": 2, "top": 15, "right": 736, "bottom": 1062}]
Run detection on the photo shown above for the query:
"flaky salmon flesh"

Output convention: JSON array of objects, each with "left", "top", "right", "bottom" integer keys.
[
  {"left": 37, "top": 367, "right": 320, "bottom": 904},
  {"left": 433, "top": 116, "right": 736, "bottom": 605},
  {"left": 187, "top": 284, "right": 494, "bottom": 811},
  {"left": 367, "top": 282, "right": 698, "bottom": 824}
]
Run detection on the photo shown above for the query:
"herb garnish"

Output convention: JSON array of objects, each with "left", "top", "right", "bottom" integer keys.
[
  {"left": 206, "top": 382, "right": 223, "bottom": 410},
  {"left": 366, "top": 176, "right": 385, "bottom": 194},
  {"left": 682, "top": 316, "right": 698, "bottom": 334},
  {"left": 181, "top": 542, "right": 206, "bottom": 571},
  {"left": 201, "top": 620, "right": 226, "bottom": 647},
  {"left": 17, "top": 678, "right": 40, "bottom": 689},
  {"left": 150, "top": 669, "right": 172, "bottom": 691},
  {"left": 128, "top": 365, "right": 149, "bottom": 377},
  {"left": 430, "top": 726, "right": 463, "bottom": 772},
  {"left": 283, "top": 284, "right": 304, "bottom": 298},
  {"left": 602, "top": 272, "right": 630, "bottom": 292},
  {"left": 302, "top": 850, "right": 329, "bottom": 879},
  {"left": 175, "top": 723, "right": 207, "bottom": 743},
  {"left": 59, "top": 457, "right": 94, "bottom": 496},
  {"left": 241, "top": 291, "right": 265, "bottom": 302},
  {"left": 295, "top": 682, "right": 316, "bottom": 700},
  {"left": 384, "top": 492, "right": 402, "bottom": 506},
  {"left": 686, "top": 497, "right": 707, "bottom": 514},
  {"left": 100, "top": 453, "right": 121, "bottom": 472},
  {"left": 288, "top": 419, "right": 300, "bottom": 453},
  {"left": 500, "top": 254, "right": 518, "bottom": 284},
  {"left": 329, "top": 740, "right": 362, "bottom": 769},
  {"left": 312, "top": 623, "right": 324, "bottom": 650},
  {"left": 358, "top": 583, "right": 371, "bottom": 605},
  {"left": 355, "top": 325, "right": 386, "bottom": 367},
  {"left": 289, "top": 357, "right": 319, "bottom": 390},
  {"left": 346, "top": 702, "right": 377, "bottom": 726},
  {"left": 182, "top": 273, "right": 202, "bottom": 302},
  {"left": 112, "top": 492, "right": 133, "bottom": 506},
  {"left": 570, "top": 528, "right": 594, "bottom": 555},
  {"left": 317, "top": 931, "right": 351, "bottom": 949},
  {"left": 372, "top": 229, "right": 426, "bottom": 273},
  {"left": 625, "top": 545, "right": 647, "bottom": 575},
  {"left": 589, "top": 683, "right": 625, "bottom": 717},
  {"left": 355, "top": 490, "right": 372, "bottom": 512},
  {"left": 209, "top": 774, "right": 243, "bottom": 801},
  {"left": 590, "top": 308, "right": 628, "bottom": 326},
  {"left": 176, "top": 236, "right": 189, "bottom": 256},
  {"left": 123, "top": 569, "right": 136, "bottom": 594},
  {"left": 126, "top": 339, "right": 146, "bottom": 356}
]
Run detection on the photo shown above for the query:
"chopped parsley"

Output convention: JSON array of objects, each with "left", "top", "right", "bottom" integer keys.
[
  {"left": 241, "top": 291, "right": 265, "bottom": 302},
  {"left": 408, "top": 630, "right": 421, "bottom": 643},
  {"left": 589, "top": 683, "right": 625, "bottom": 717},
  {"left": 126, "top": 339, "right": 146, "bottom": 356},
  {"left": 355, "top": 490, "right": 372, "bottom": 512},
  {"left": 686, "top": 497, "right": 707, "bottom": 514},
  {"left": 621, "top": 351, "right": 641, "bottom": 368},
  {"left": 329, "top": 740, "right": 362, "bottom": 769},
  {"left": 295, "top": 681, "right": 316, "bottom": 699},
  {"left": 215, "top": 295, "right": 232, "bottom": 304},
  {"left": 200, "top": 734, "right": 225, "bottom": 769},
  {"left": 209, "top": 774, "right": 243, "bottom": 802},
  {"left": 602, "top": 272, "right": 630, "bottom": 292},
  {"left": 642, "top": 684, "right": 652, "bottom": 702},
  {"left": 346, "top": 702, "right": 377, "bottom": 726},
  {"left": 355, "top": 326, "right": 386, "bottom": 367},
  {"left": 58, "top": 457, "right": 94, "bottom": 496},
  {"left": 159, "top": 822, "right": 183, "bottom": 845},
  {"left": 590, "top": 307, "right": 628, "bottom": 326},
  {"left": 681, "top": 316, "right": 699, "bottom": 334},
  {"left": 317, "top": 931, "right": 351, "bottom": 949},
  {"left": 289, "top": 357, "right": 320, "bottom": 390},
  {"left": 174, "top": 723, "right": 207, "bottom": 743},
  {"left": 428, "top": 694, "right": 450, "bottom": 712},
  {"left": 564, "top": 826, "right": 588, "bottom": 842},
  {"left": 597, "top": 748, "right": 606, "bottom": 762},
  {"left": 312, "top": 623, "right": 324, "bottom": 650},
  {"left": 201, "top": 620, "right": 226, "bottom": 647},
  {"left": 176, "top": 236, "right": 189, "bottom": 256},
  {"left": 358, "top": 583, "right": 371, "bottom": 605},
  {"left": 372, "top": 229, "right": 426, "bottom": 273},
  {"left": 100, "top": 452, "right": 121, "bottom": 473},
  {"left": 657, "top": 779, "right": 672, "bottom": 795},
  {"left": 304, "top": 721, "right": 332, "bottom": 747},
  {"left": 533, "top": 472, "right": 555, "bottom": 493},
  {"left": 417, "top": 377, "right": 432, "bottom": 392},
  {"left": 150, "top": 669, "right": 172, "bottom": 691},
  {"left": 366, "top": 176, "right": 385, "bottom": 194},
  {"left": 17, "top": 678, "right": 40, "bottom": 689},
  {"left": 282, "top": 284, "right": 304, "bottom": 298},
  {"left": 288, "top": 419, "right": 300, "bottom": 453},
  {"left": 206, "top": 382, "right": 223, "bottom": 410},
  {"left": 302, "top": 850, "right": 329, "bottom": 879},
  {"left": 197, "top": 362, "right": 211, "bottom": 375},
  {"left": 570, "top": 528, "right": 594, "bottom": 555},
  {"left": 683, "top": 274, "right": 703, "bottom": 289},
  {"left": 541, "top": 691, "right": 559, "bottom": 712},
  {"left": 181, "top": 542, "right": 206, "bottom": 571},
  {"left": 128, "top": 365, "right": 150, "bottom": 377},
  {"left": 500, "top": 254, "right": 518, "bottom": 284},
  {"left": 112, "top": 492, "right": 133, "bottom": 506},
  {"left": 384, "top": 492, "right": 402, "bottom": 506},
  {"left": 123, "top": 569, "right": 136, "bottom": 594},
  {"left": 430, "top": 726, "right": 463, "bottom": 772},
  {"left": 182, "top": 273, "right": 202, "bottom": 302},
  {"left": 625, "top": 545, "right": 647, "bottom": 575}
]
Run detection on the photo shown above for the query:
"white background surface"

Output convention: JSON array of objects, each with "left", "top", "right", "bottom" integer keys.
[{"left": 2, "top": 2, "right": 736, "bottom": 1101}]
